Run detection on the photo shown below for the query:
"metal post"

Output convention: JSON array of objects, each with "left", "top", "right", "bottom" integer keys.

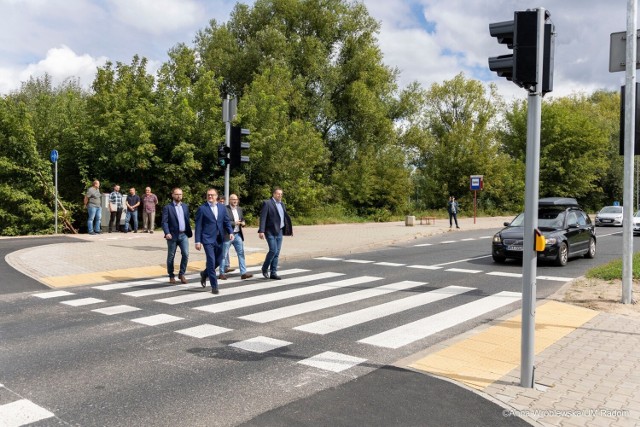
[
  {"left": 54, "top": 160, "right": 58, "bottom": 234},
  {"left": 521, "top": 7, "right": 545, "bottom": 388},
  {"left": 622, "top": 0, "right": 637, "bottom": 304},
  {"left": 222, "top": 96, "right": 231, "bottom": 202}
]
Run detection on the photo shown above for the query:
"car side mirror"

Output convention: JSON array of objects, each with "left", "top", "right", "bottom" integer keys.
[
  {"left": 504, "top": 222, "right": 510, "bottom": 226},
  {"left": 568, "top": 223, "right": 579, "bottom": 228}
]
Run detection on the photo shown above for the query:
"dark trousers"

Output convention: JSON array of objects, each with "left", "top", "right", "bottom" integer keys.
[
  {"left": 109, "top": 208, "right": 122, "bottom": 232},
  {"left": 204, "top": 242, "right": 224, "bottom": 289},
  {"left": 449, "top": 212, "right": 459, "bottom": 227}
]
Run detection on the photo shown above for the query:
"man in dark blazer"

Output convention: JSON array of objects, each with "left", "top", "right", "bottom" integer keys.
[
  {"left": 195, "top": 188, "right": 234, "bottom": 294},
  {"left": 258, "top": 187, "right": 293, "bottom": 280},
  {"left": 161, "top": 187, "right": 193, "bottom": 284},
  {"left": 218, "top": 194, "right": 253, "bottom": 280}
]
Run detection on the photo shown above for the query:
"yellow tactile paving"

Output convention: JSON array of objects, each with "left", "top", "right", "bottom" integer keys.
[
  {"left": 409, "top": 300, "right": 598, "bottom": 390},
  {"left": 41, "top": 252, "right": 266, "bottom": 287}
]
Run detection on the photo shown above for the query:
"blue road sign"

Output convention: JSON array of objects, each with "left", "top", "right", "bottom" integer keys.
[{"left": 50, "top": 149, "right": 59, "bottom": 163}]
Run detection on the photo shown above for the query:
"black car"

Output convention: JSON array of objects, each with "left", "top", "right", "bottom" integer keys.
[{"left": 492, "top": 197, "right": 596, "bottom": 266}]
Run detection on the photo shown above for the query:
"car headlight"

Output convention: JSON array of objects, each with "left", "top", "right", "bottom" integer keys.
[
  {"left": 493, "top": 234, "right": 502, "bottom": 243},
  {"left": 545, "top": 237, "right": 557, "bottom": 245}
]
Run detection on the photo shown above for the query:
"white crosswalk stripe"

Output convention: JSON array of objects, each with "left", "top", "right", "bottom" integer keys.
[
  {"left": 294, "top": 285, "right": 473, "bottom": 335},
  {"left": 154, "top": 268, "right": 312, "bottom": 305},
  {"left": 240, "top": 280, "right": 425, "bottom": 324},
  {"left": 298, "top": 351, "right": 366, "bottom": 372},
  {"left": 358, "top": 291, "right": 521, "bottom": 349},
  {"left": 195, "top": 276, "right": 382, "bottom": 314},
  {"left": 0, "top": 399, "right": 54, "bottom": 426}
]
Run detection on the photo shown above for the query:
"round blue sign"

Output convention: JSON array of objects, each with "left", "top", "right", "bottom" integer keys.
[{"left": 50, "top": 149, "right": 58, "bottom": 163}]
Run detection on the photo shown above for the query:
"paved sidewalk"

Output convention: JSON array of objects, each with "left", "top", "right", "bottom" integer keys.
[{"left": 5, "top": 216, "right": 640, "bottom": 426}]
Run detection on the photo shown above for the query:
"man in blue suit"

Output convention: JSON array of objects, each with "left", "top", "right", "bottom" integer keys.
[
  {"left": 161, "top": 188, "right": 193, "bottom": 284},
  {"left": 258, "top": 187, "right": 293, "bottom": 280},
  {"left": 195, "top": 188, "right": 235, "bottom": 294}
]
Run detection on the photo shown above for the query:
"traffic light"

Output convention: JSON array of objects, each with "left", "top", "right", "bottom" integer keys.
[
  {"left": 619, "top": 83, "right": 640, "bottom": 156},
  {"left": 488, "top": 10, "right": 555, "bottom": 93},
  {"left": 230, "top": 125, "right": 250, "bottom": 168},
  {"left": 218, "top": 144, "right": 230, "bottom": 168}
]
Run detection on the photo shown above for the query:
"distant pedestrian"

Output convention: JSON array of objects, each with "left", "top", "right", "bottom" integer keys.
[
  {"left": 447, "top": 196, "right": 460, "bottom": 229},
  {"left": 258, "top": 187, "right": 293, "bottom": 280},
  {"left": 124, "top": 187, "right": 140, "bottom": 233},
  {"left": 219, "top": 194, "right": 253, "bottom": 280},
  {"left": 195, "top": 188, "right": 234, "bottom": 294},
  {"left": 84, "top": 179, "right": 102, "bottom": 235},
  {"left": 108, "top": 184, "right": 123, "bottom": 233},
  {"left": 161, "top": 188, "right": 192, "bottom": 284},
  {"left": 142, "top": 187, "right": 158, "bottom": 233}
]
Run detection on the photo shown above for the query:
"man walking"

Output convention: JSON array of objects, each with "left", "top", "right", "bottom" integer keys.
[
  {"left": 161, "top": 188, "right": 192, "bottom": 284},
  {"left": 124, "top": 187, "right": 140, "bottom": 233},
  {"left": 219, "top": 194, "right": 253, "bottom": 280},
  {"left": 84, "top": 180, "right": 102, "bottom": 235},
  {"left": 108, "top": 184, "right": 123, "bottom": 233},
  {"left": 142, "top": 187, "right": 158, "bottom": 233},
  {"left": 195, "top": 188, "right": 234, "bottom": 294},
  {"left": 258, "top": 187, "right": 293, "bottom": 280}
]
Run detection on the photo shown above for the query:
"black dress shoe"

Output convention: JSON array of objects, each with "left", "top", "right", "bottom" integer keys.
[
  {"left": 200, "top": 271, "right": 207, "bottom": 288},
  {"left": 211, "top": 287, "right": 219, "bottom": 294},
  {"left": 262, "top": 269, "right": 269, "bottom": 279},
  {"left": 269, "top": 274, "right": 281, "bottom": 280}
]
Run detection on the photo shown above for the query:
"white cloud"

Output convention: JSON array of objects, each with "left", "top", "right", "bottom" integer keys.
[
  {"left": 110, "top": 0, "right": 204, "bottom": 35},
  {"left": 14, "top": 45, "right": 108, "bottom": 91}
]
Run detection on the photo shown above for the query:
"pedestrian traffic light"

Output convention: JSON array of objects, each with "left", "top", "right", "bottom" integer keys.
[
  {"left": 488, "top": 10, "right": 555, "bottom": 93},
  {"left": 230, "top": 125, "right": 250, "bottom": 168},
  {"left": 218, "top": 144, "right": 230, "bottom": 168}
]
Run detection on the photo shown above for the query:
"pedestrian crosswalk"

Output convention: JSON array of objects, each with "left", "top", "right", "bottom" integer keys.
[
  {"left": 22, "top": 263, "right": 579, "bottom": 426},
  {"left": 30, "top": 264, "right": 572, "bottom": 388}
]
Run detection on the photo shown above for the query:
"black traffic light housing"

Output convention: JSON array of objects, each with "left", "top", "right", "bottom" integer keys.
[
  {"left": 488, "top": 10, "right": 554, "bottom": 94},
  {"left": 218, "top": 144, "right": 230, "bottom": 168},
  {"left": 619, "top": 83, "right": 640, "bottom": 156},
  {"left": 230, "top": 126, "right": 250, "bottom": 168}
]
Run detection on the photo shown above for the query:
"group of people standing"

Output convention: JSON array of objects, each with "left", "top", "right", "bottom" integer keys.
[
  {"left": 160, "top": 187, "right": 293, "bottom": 294},
  {"left": 83, "top": 181, "right": 158, "bottom": 234}
]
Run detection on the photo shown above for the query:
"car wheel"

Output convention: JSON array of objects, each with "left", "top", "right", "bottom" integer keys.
[
  {"left": 555, "top": 242, "right": 568, "bottom": 266},
  {"left": 584, "top": 237, "right": 596, "bottom": 259},
  {"left": 492, "top": 254, "right": 506, "bottom": 263}
]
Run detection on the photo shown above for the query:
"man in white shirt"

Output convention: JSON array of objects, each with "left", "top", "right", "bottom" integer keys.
[{"left": 219, "top": 194, "right": 253, "bottom": 280}]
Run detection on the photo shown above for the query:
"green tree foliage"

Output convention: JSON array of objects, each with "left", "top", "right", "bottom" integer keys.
[
  {"left": 501, "top": 93, "right": 612, "bottom": 210},
  {"left": 410, "top": 73, "right": 520, "bottom": 212}
]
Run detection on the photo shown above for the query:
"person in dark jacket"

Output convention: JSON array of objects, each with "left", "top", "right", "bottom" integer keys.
[
  {"left": 161, "top": 188, "right": 193, "bottom": 284},
  {"left": 447, "top": 196, "right": 460, "bottom": 229},
  {"left": 258, "top": 187, "right": 293, "bottom": 280},
  {"left": 218, "top": 194, "right": 253, "bottom": 280}
]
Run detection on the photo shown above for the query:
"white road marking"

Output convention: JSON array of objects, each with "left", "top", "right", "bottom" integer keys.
[
  {"left": 230, "top": 336, "right": 291, "bottom": 353},
  {"left": 60, "top": 297, "right": 105, "bottom": 306},
  {"left": 240, "top": 280, "right": 425, "bottom": 324},
  {"left": 374, "top": 262, "right": 405, "bottom": 267},
  {"left": 0, "top": 399, "right": 54, "bottom": 426},
  {"left": 294, "top": 285, "right": 473, "bottom": 335},
  {"left": 298, "top": 351, "right": 366, "bottom": 372},
  {"left": 131, "top": 314, "right": 183, "bottom": 326},
  {"left": 407, "top": 265, "right": 443, "bottom": 270},
  {"left": 92, "top": 305, "right": 141, "bottom": 315},
  {"left": 358, "top": 291, "right": 522, "bottom": 349},
  {"left": 195, "top": 276, "right": 381, "bottom": 314},
  {"left": 33, "top": 290, "right": 74, "bottom": 298},
  {"left": 445, "top": 268, "right": 483, "bottom": 274},
  {"left": 175, "top": 324, "right": 232, "bottom": 338},
  {"left": 487, "top": 272, "right": 522, "bottom": 278}
]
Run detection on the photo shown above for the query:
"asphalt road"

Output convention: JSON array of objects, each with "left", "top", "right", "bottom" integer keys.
[{"left": 0, "top": 227, "right": 627, "bottom": 426}]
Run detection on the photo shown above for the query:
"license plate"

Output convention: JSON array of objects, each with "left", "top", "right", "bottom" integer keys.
[
  {"left": 602, "top": 219, "right": 612, "bottom": 223},
  {"left": 507, "top": 245, "right": 523, "bottom": 251}
]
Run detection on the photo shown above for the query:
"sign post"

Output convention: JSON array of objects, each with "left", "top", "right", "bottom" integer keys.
[
  {"left": 50, "top": 149, "right": 59, "bottom": 234},
  {"left": 469, "top": 175, "right": 484, "bottom": 224}
]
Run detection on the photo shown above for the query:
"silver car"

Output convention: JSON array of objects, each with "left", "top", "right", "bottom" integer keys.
[
  {"left": 595, "top": 206, "right": 623, "bottom": 226},
  {"left": 634, "top": 211, "right": 640, "bottom": 235}
]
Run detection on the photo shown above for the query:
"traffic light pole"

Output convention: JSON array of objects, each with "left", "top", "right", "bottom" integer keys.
[
  {"left": 622, "top": 0, "right": 637, "bottom": 304},
  {"left": 520, "top": 7, "right": 546, "bottom": 389},
  {"left": 224, "top": 116, "right": 230, "bottom": 203}
]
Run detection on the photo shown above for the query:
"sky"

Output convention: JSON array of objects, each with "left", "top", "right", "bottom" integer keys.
[{"left": 0, "top": 0, "right": 636, "bottom": 101}]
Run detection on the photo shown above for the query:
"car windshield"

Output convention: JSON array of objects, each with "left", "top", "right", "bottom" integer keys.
[
  {"left": 635, "top": 211, "right": 640, "bottom": 218},
  {"left": 600, "top": 206, "right": 622, "bottom": 214},
  {"left": 509, "top": 209, "right": 566, "bottom": 228}
]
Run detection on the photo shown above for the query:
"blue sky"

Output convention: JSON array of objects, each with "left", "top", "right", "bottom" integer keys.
[{"left": 0, "top": 0, "right": 633, "bottom": 100}]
